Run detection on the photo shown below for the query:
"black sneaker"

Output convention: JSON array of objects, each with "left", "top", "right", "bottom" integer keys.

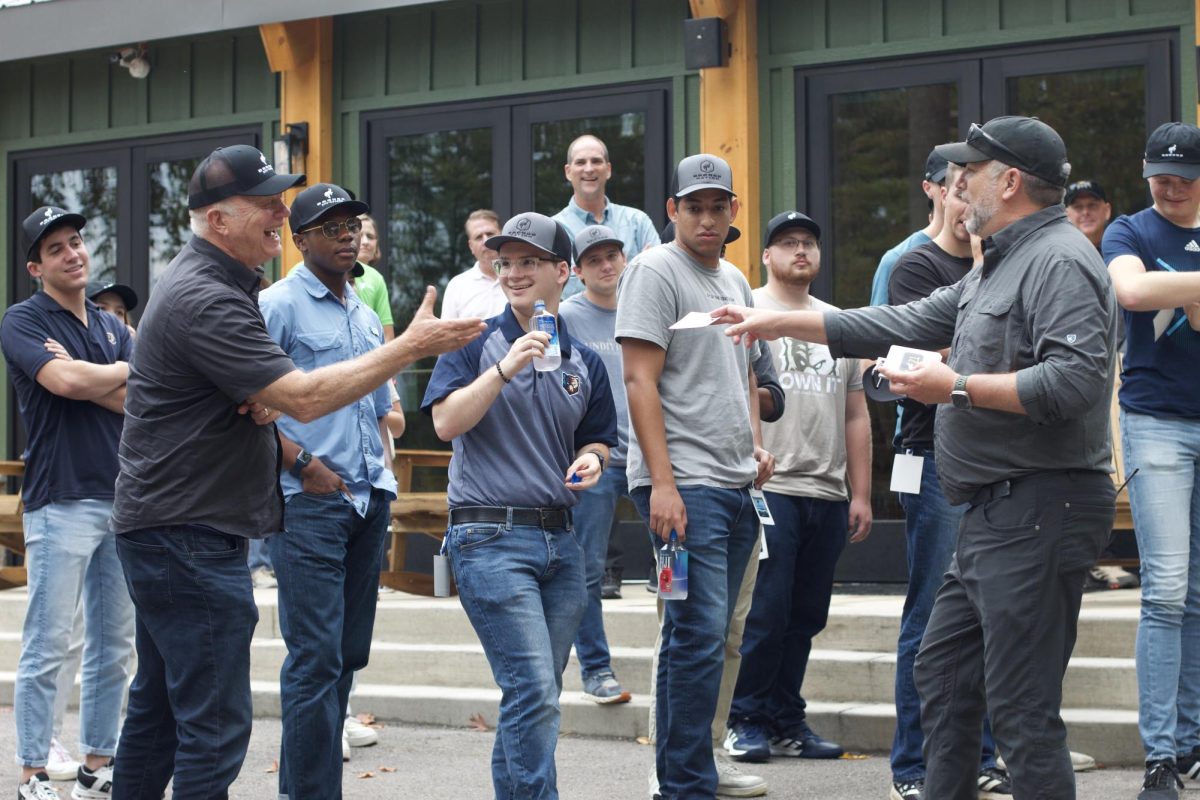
[
  {"left": 1138, "top": 759, "right": 1183, "bottom": 800},
  {"left": 977, "top": 766, "right": 1012, "bottom": 798},
  {"left": 73, "top": 759, "right": 113, "bottom": 799},
  {"left": 1178, "top": 747, "right": 1200, "bottom": 781},
  {"left": 17, "top": 773, "right": 58, "bottom": 800},
  {"left": 601, "top": 567, "right": 622, "bottom": 599},
  {"left": 890, "top": 778, "right": 923, "bottom": 800}
]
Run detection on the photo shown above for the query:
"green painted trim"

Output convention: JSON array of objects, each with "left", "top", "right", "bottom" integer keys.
[
  {"left": 0, "top": 111, "right": 278, "bottom": 153},
  {"left": 1182, "top": 20, "right": 1198, "bottom": 125}
]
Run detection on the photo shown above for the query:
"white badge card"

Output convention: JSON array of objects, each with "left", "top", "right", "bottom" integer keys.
[
  {"left": 891, "top": 452, "right": 924, "bottom": 495},
  {"left": 749, "top": 488, "right": 776, "bottom": 526},
  {"left": 758, "top": 525, "right": 770, "bottom": 561},
  {"left": 883, "top": 344, "right": 943, "bottom": 374}
]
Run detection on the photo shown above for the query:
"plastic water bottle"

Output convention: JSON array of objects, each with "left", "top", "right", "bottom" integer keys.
[
  {"left": 531, "top": 299, "right": 562, "bottom": 372},
  {"left": 657, "top": 531, "right": 688, "bottom": 600}
]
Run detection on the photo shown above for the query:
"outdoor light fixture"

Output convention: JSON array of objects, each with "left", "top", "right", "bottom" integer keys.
[
  {"left": 111, "top": 44, "right": 150, "bottom": 79},
  {"left": 273, "top": 122, "right": 309, "bottom": 175}
]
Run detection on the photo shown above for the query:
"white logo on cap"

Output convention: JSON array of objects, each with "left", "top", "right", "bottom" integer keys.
[
  {"left": 257, "top": 152, "right": 274, "bottom": 174},
  {"left": 1161, "top": 143, "right": 1184, "bottom": 159},
  {"left": 324, "top": 187, "right": 334, "bottom": 200},
  {"left": 1170, "top": 144, "right": 1178, "bottom": 154},
  {"left": 39, "top": 208, "right": 65, "bottom": 227},
  {"left": 787, "top": 212, "right": 797, "bottom": 220}
]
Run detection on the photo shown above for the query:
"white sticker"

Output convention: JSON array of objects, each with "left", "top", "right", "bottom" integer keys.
[
  {"left": 891, "top": 452, "right": 924, "bottom": 495},
  {"left": 749, "top": 488, "right": 775, "bottom": 525}
]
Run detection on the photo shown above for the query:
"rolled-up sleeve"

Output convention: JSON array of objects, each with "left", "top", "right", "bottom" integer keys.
[
  {"left": 1015, "top": 257, "right": 1113, "bottom": 423},
  {"left": 825, "top": 281, "right": 962, "bottom": 359}
]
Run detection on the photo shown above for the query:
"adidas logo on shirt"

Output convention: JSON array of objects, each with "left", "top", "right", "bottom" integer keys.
[{"left": 1187, "top": 240, "right": 1200, "bottom": 253}]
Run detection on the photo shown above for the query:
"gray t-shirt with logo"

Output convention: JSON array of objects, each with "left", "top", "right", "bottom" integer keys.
[
  {"left": 615, "top": 243, "right": 757, "bottom": 490},
  {"left": 559, "top": 294, "right": 628, "bottom": 466}
]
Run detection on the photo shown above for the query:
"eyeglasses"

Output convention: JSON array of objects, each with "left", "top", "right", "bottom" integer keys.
[
  {"left": 493, "top": 256, "right": 557, "bottom": 275},
  {"left": 297, "top": 217, "right": 363, "bottom": 239},
  {"left": 771, "top": 238, "right": 819, "bottom": 252}
]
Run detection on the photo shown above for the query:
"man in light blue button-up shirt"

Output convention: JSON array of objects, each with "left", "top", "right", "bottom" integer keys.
[
  {"left": 553, "top": 134, "right": 659, "bottom": 299},
  {"left": 258, "top": 183, "right": 398, "bottom": 800}
]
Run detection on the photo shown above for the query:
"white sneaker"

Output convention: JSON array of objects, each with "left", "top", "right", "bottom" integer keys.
[
  {"left": 343, "top": 716, "right": 379, "bottom": 748},
  {"left": 45, "top": 739, "right": 80, "bottom": 781},
  {"left": 714, "top": 749, "right": 768, "bottom": 798},
  {"left": 251, "top": 567, "right": 277, "bottom": 589},
  {"left": 995, "top": 751, "right": 1096, "bottom": 773},
  {"left": 71, "top": 760, "right": 113, "bottom": 799},
  {"left": 647, "top": 764, "right": 659, "bottom": 799},
  {"left": 18, "top": 773, "right": 59, "bottom": 800},
  {"left": 342, "top": 734, "right": 351, "bottom": 762}
]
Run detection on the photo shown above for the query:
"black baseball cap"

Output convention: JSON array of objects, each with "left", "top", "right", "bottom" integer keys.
[
  {"left": 672, "top": 154, "right": 734, "bottom": 197},
  {"left": 573, "top": 225, "right": 625, "bottom": 263},
  {"left": 485, "top": 212, "right": 573, "bottom": 262},
  {"left": 659, "top": 221, "right": 741, "bottom": 245},
  {"left": 862, "top": 364, "right": 902, "bottom": 403},
  {"left": 936, "top": 116, "right": 1070, "bottom": 188},
  {"left": 187, "top": 144, "right": 305, "bottom": 210},
  {"left": 763, "top": 211, "right": 821, "bottom": 248},
  {"left": 1065, "top": 180, "right": 1107, "bottom": 205},
  {"left": 87, "top": 281, "right": 138, "bottom": 312},
  {"left": 924, "top": 149, "right": 949, "bottom": 184},
  {"left": 289, "top": 184, "right": 370, "bottom": 234},
  {"left": 23, "top": 206, "right": 87, "bottom": 262},
  {"left": 1143, "top": 122, "right": 1200, "bottom": 180}
]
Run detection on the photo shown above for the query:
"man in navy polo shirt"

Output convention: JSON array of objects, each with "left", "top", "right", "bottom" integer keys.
[
  {"left": 258, "top": 183, "right": 397, "bottom": 800},
  {"left": 1, "top": 206, "right": 135, "bottom": 800},
  {"left": 422, "top": 211, "right": 617, "bottom": 800}
]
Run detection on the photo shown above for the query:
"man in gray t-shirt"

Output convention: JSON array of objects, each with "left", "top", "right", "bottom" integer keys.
[{"left": 616, "top": 154, "right": 771, "bottom": 799}]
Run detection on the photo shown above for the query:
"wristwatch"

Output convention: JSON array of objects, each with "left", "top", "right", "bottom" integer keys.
[
  {"left": 950, "top": 374, "right": 972, "bottom": 410},
  {"left": 290, "top": 448, "right": 313, "bottom": 478}
]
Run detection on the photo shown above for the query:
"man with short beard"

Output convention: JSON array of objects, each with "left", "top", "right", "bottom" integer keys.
[{"left": 714, "top": 116, "right": 1119, "bottom": 799}]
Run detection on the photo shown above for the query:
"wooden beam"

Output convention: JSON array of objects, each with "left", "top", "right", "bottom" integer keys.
[
  {"left": 260, "top": 18, "right": 334, "bottom": 275},
  {"left": 689, "top": 0, "right": 761, "bottom": 285}
]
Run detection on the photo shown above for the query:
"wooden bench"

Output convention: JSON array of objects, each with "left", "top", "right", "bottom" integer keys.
[
  {"left": 0, "top": 461, "right": 28, "bottom": 589},
  {"left": 382, "top": 449, "right": 451, "bottom": 596}
]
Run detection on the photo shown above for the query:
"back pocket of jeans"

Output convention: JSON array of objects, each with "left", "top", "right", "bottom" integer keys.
[{"left": 116, "top": 533, "right": 172, "bottom": 607}]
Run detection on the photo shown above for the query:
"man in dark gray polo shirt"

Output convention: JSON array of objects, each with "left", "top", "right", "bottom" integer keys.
[
  {"left": 111, "top": 145, "right": 485, "bottom": 800},
  {"left": 714, "top": 116, "right": 1118, "bottom": 800}
]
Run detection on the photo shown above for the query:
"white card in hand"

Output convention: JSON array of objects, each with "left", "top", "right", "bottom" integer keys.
[
  {"left": 883, "top": 344, "right": 943, "bottom": 373},
  {"left": 891, "top": 452, "right": 924, "bottom": 495},
  {"left": 669, "top": 311, "right": 720, "bottom": 330},
  {"left": 749, "top": 488, "right": 775, "bottom": 525}
]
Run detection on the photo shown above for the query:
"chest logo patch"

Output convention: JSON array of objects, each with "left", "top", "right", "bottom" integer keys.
[
  {"left": 1066, "top": 333, "right": 1077, "bottom": 344},
  {"left": 562, "top": 373, "right": 581, "bottom": 396},
  {"left": 106, "top": 331, "right": 116, "bottom": 345},
  {"left": 1186, "top": 240, "right": 1200, "bottom": 253}
]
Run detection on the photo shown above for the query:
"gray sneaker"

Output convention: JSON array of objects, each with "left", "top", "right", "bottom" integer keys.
[
  {"left": 582, "top": 672, "right": 631, "bottom": 704},
  {"left": 1138, "top": 759, "right": 1183, "bottom": 800},
  {"left": 714, "top": 749, "right": 768, "bottom": 797}
]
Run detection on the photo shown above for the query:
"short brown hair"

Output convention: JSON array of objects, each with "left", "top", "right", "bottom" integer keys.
[{"left": 464, "top": 209, "right": 500, "bottom": 235}]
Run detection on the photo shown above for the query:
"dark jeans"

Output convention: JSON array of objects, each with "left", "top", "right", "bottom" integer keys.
[
  {"left": 892, "top": 458, "right": 996, "bottom": 782},
  {"left": 113, "top": 526, "right": 258, "bottom": 800},
  {"left": 269, "top": 489, "right": 391, "bottom": 800},
  {"left": 728, "top": 493, "right": 846, "bottom": 733},
  {"left": 915, "top": 470, "right": 1114, "bottom": 800},
  {"left": 632, "top": 484, "right": 758, "bottom": 800}
]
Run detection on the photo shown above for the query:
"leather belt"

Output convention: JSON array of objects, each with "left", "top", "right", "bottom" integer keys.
[{"left": 449, "top": 506, "right": 572, "bottom": 529}]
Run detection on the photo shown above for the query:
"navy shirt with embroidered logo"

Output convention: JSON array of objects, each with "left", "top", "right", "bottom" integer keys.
[
  {"left": 0, "top": 294, "right": 132, "bottom": 512},
  {"left": 421, "top": 306, "right": 618, "bottom": 510},
  {"left": 1103, "top": 208, "right": 1200, "bottom": 418}
]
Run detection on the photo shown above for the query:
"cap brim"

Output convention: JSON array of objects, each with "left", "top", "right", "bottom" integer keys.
[
  {"left": 934, "top": 141, "right": 991, "bottom": 166},
  {"left": 676, "top": 182, "right": 733, "bottom": 197},
  {"left": 1143, "top": 161, "right": 1200, "bottom": 180},
  {"left": 862, "top": 365, "right": 902, "bottom": 403},
  {"left": 27, "top": 214, "right": 87, "bottom": 262},
  {"left": 243, "top": 172, "right": 307, "bottom": 196},
  {"left": 725, "top": 226, "right": 741, "bottom": 244},
  {"left": 485, "top": 234, "right": 559, "bottom": 260},
  {"left": 928, "top": 167, "right": 948, "bottom": 184},
  {"left": 765, "top": 219, "right": 821, "bottom": 248},
  {"left": 577, "top": 237, "right": 625, "bottom": 262}
]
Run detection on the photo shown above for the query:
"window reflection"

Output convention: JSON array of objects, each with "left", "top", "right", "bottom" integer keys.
[
  {"left": 29, "top": 167, "right": 119, "bottom": 285},
  {"left": 532, "top": 112, "right": 646, "bottom": 218},
  {"left": 148, "top": 158, "right": 202, "bottom": 290}
]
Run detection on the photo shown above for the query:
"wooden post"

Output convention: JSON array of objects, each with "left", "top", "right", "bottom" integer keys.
[
  {"left": 688, "top": 0, "right": 760, "bottom": 285},
  {"left": 260, "top": 18, "right": 334, "bottom": 275}
]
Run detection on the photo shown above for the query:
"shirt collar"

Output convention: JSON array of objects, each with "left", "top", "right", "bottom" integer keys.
[
  {"left": 191, "top": 236, "right": 267, "bottom": 296},
  {"left": 567, "top": 196, "right": 612, "bottom": 224},
  {"left": 980, "top": 205, "right": 1066, "bottom": 277},
  {"left": 292, "top": 263, "right": 363, "bottom": 308},
  {"left": 27, "top": 291, "right": 102, "bottom": 318},
  {"left": 497, "top": 304, "right": 574, "bottom": 359}
]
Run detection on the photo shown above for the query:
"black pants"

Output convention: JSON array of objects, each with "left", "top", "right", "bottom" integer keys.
[{"left": 915, "top": 470, "right": 1114, "bottom": 800}]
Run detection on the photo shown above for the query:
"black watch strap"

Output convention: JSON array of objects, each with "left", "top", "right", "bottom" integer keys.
[{"left": 290, "top": 448, "right": 312, "bottom": 478}]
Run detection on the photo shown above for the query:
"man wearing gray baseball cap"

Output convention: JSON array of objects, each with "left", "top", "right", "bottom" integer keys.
[
  {"left": 713, "top": 116, "right": 1118, "bottom": 799},
  {"left": 111, "top": 145, "right": 485, "bottom": 799},
  {"left": 617, "top": 153, "right": 773, "bottom": 799}
]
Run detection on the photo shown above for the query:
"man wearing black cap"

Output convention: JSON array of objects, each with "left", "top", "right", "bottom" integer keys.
[
  {"left": 255, "top": 183, "right": 396, "bottom": 799},
  {"left": 1105, "top": 121, "right": 1200, "bottom": 799},
  {"left": 617, "top": 153, "right": 771, "bottom": 800},
  {"left": 724, "top": 210, "right": 872, "bottom": 767},
  {"left": 1065, "top": 180, "right": 1112, "bottom": 251},
  {"left": 2, "top": 207, "right": 135, "bottom": 800},
  {"left": 715, "top": 116, "right": 1118, "bottom": 799},
  {"left": 869, "top": 148, "right": 949, "bottom": 306},
  {"left": 110, "top": 145, "right": 484, "bottom": 799},
  {"left": 86, "top": 282, "right": 137, "bottom": 329},
  {"left": 422, "top": 211, "right": 617, "bottom": 799}
]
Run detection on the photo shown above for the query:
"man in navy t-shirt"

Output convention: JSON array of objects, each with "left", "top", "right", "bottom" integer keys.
[
  {"left": 1105, "top": 122, "right": 1200, "bottom": 798},
  {"left": 1, "top": 207, "right": 135, "bottom": 800}
]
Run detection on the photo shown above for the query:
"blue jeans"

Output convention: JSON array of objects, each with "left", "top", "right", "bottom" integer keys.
[
  {"left": 270, "top": 489, "right": 391, "bottom": 800},
  {"left": 114, "top": 526, "right": 259, "bottom": 800},
  {"left": 632, "top": 485, "right": 758, "bottom": 800},
  {"left": 16, "top": 500, "right": 134, "bottom": 767},
  {"left": 572, "top": 465, "right": 628, "bottom": 679},
  {"left": 447, "top": 519, "right": 587, "bottom": 800},
  {"left": 891, "top": 458, "right": 996, "bottom": 781},
  {"left": 1123, "top": 410, "right": 1200, "bottom": 761},
  {"left": 728, "top": 493, "right": 846, "bottom": 733},
  {"left": 248, "top": 537, "right": 273, "bottom": 572}
]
